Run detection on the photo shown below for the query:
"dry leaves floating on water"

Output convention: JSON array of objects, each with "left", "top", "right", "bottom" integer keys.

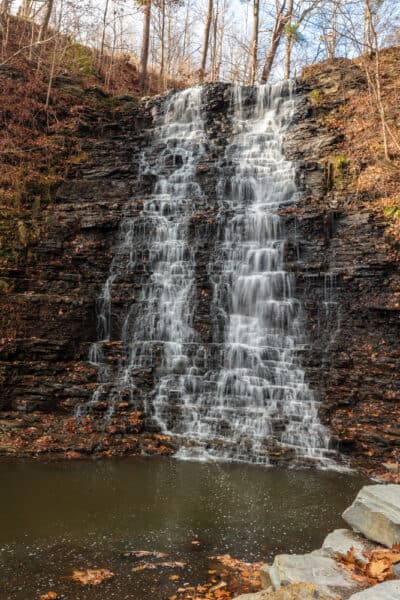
[
  {"left": 170, "top": 554, "right": 262, "bottom": 600},
  {"left": 70, "top": 568, "right": 114, "bottom": 586},
  {"left": 123, "top": 550, "right": 169, "bottom": 559},
  {"left": 39, "top": 593, "right": 59, "bottom": 600},
  {"left": 338, "top": 545, "right": 400, "bottom": 586},
  {"left": 133, "top": 561, "right": 187, "bottom": 572},
  {"left": 133, "top": 563, "right": 157, "bottom": 572}
]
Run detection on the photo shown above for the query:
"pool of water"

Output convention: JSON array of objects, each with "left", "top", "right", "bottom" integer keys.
[{"left": 0, "top": 457, "right": 367, "bottom": 599}]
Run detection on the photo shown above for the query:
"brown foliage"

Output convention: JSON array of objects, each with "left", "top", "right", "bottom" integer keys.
[
  {"left": 338, "top": 545, "right": 400, "bottom": 587},
  {"left": 69, "top": 568, "right": 114, "bottom": 586},
  {"left": 170, "top": 554, "right": 262, "bottom": 600}
]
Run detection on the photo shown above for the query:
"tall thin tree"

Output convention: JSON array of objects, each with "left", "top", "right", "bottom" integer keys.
[
  {"left": 249, "top": 0, "right": 259, "bottom": 85},
  {"left": 139, "top": 0, "right": 152, "bottom": 89},
  {"left": 199, "top": 0, "right": 213, "bottom": 82}
]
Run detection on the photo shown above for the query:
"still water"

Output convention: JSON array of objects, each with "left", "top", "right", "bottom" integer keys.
[{"left": 0, "top": 458, "right": 366, "bottom": 599}]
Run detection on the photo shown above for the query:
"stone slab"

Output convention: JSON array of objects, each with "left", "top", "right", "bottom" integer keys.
[
  {"left": 260, "top": 564, "right": 272, "bottom": 589},
  {"left": 268, "top": 553, "right": 357, "bottom": 596},
  {"left": 321, "top": 528, "right": 374, "bottom": 565},
  {"left": 343, "top": 485, "right": 400, "bottom": 548},
  {"left": 234, "top": 584, "right": 337, "bottom": 599},
  {"left": 348, "top": 580, "right": 400, "bottom": 599}
]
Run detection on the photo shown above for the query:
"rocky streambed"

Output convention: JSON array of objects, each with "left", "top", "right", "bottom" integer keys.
[{"left": 235, "top": 484, "right": 400, "bottom": 599}]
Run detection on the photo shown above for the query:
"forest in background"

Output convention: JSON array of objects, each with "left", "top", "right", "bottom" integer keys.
[
  {"left": 0, "top": 0, "right": 399, "bottom": 278},
  {"left": 1, "top": 0, "right": 400, "bottom": 90}
]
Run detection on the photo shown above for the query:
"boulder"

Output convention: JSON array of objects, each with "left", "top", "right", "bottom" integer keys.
[
  {"left": 348, "top": 580, "right": 400, "bottom": 599},
  {"left": 260, "top": 564, "right": 272, "bottom": 589},
  {"left": 321, "top": 529, "right": 374, "bottom": 565},
  {"left": 268, "top": 553, "right": 358, "bottom": 597},
  {"left": 234, "top": 583, "right": 338, "bottom": 599},
  {"left": 342, "top": 485, "right": 400, "bottom": 548}
]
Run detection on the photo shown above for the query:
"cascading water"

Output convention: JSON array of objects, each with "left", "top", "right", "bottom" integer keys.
[
  {"left": 174, "top": 83, "right": 334, "bottom": 466},
  {"left": 82, "top": 83, "right": 335, "bottom": 467},
  {"left": 78, "top": 87, "right": 206, "bottom": 420}
]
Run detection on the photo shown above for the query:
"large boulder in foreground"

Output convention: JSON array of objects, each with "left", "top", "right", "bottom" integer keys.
[
  {"left": 268, "top": 553, "right": 357, "bottom": 597},
  {"left": 233, "top": 583, "right": 337, "bottom": 599},
  {"left": 342, "top": 485, "right": 400, "bottom": 548},
  {"left": 321, "top": 529, "right": 374, "bottom": 564},
  {"left": 348, "top": 580, "right": 400, "bottom": 598}
]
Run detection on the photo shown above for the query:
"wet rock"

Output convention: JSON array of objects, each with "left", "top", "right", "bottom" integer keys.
[
  {"left": 342, "top": 485, "right": 400, "bottom": 548},
  {"left": 348, "top": 580, "right": 400, "bottom": 599},
  {"left": 321, "top": 529, "right": 374, "bottom": 565},
  {"left": 268, "top": 553, "right": 358, "bottom": 596}
]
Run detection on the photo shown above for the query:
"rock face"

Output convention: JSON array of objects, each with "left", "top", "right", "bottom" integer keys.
[
  {"left": 348, "top": 580, "right": 400, "bottom": 599},
  {"left": 0, "top": 70, "right": 399, "bottom": 465},
  {"left": 268, "top": 553, "right": 357, "bottom": 597},
  {"left": 283, "top": 64, "right": 400, "bottom": 471},
  {"left": 342, "top": 484, "right": 400, "bottom": 547}
]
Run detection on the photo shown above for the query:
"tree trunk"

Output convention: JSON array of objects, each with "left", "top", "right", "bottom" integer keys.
[
  {"left": 249, "top": 0, "right": 259, "bottom": 85},
  {"left": 260, "top": 0, "right": 293, "bottom": 84},
  {"left": 139, "top": 0, "right": 152, "bottom": 89},
  {"left": 0, "top": 0, "right": 11, "bottom": 16},
  {"left": 159, "top": 0, "right": 165, "bottom": 78},
  {"left": 99, "top": 0, "right": 110, "bottom": 71},
  {"left": 37, "top": 0, "right": 54, "bottom": 43},
  {"left": 284, "top": 32, "right": 292, "bottom": 79},
  {"left": 210, "top": 0, "right": 219, "bottom": 81},
  {"left": 199, "top": 0, "right": 213, "bottom": 82}
]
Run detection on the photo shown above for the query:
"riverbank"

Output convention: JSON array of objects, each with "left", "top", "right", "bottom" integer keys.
[{"left": 234, "top": 484, "right": 400, "bottom": 600}]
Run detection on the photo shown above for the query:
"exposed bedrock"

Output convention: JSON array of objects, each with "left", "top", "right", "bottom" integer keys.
[{"left": 0, "top": 69, "right": 398, "bottom": 468}]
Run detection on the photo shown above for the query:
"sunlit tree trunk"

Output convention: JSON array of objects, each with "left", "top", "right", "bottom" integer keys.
[
  {"left": 139, "top": 0, "right": 151, "bottom": 89},
  {"left": 37, "top": 0, "right": 54, "bottom": 43},
  {"left": 199, "top": 0, "right": 213, "bottom": 82},
  {"left": 261, "top": 0, "right": 293, "bottom": 84},
  {"left": 159, "top": 0, "right": 165, "bottom": 78},
  {"left": 284, "top": 33, "right": 293, "bottom": 79},
  {"left": 99, "top": 0, "right": 110, "bottom": 71},
  {"left": 249, "top": 0, "right": 259, "bottom": 85}
]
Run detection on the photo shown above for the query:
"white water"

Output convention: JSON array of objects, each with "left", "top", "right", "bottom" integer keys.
[{"left": 81, "top": 83, "right": 335, "bottom": 467}]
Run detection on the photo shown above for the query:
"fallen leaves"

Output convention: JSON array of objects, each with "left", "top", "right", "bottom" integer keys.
[
  {"left": 338, "top": 545, "right": 400, "bottom": 587},
  {"left": 170, "top": 554, "right": 262, "bottom": 600},
  {"left": 69, "top": 568, "right": 114, "bottom": 586},
  {"left": 123, "top": 550, "right": 169, "bottom": 559},
  {"left": 133, "top": 560, "right": 187, "bottom": 572},
  {"left": 39, "top": 593, "right": 59, "bottom": 600}
]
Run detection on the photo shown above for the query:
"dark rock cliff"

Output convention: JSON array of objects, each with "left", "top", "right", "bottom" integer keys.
[{"left": 0, "top": 71, "right": 398, "bottom": 472}]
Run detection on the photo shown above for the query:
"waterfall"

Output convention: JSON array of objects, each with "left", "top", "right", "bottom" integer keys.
[
  {"left": 78, "top": 87, "right": 206, "bottom": 419},
  {"left": 81, "top": 83, "right": 335, "bottom": 467}
]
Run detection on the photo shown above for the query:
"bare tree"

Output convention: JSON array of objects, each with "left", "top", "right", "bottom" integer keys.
[
  {"left": 249, "top": 0, "right": 259, "bottom": 85},
  {"left": 261, "top": 0, "right": 293, "bottom": 84},
  {"left": 261, "top": 0, "right": 323, "bottom": 84},
  {"left": 139, "top": 0, "right": 152, "bottom": 88},
  {"left": 37, "top": 0, "right": 54, "bottom": 43},
  {"left": 99, "top": 0, "right": 110, "bottom": 70},
  {"left": 199, "top": 0, "right": 213, "bottom": 82}
]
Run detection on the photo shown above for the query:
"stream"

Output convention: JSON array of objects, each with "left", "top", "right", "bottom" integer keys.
[{"left": 0, "top": 457, "right": 366, "bottom": 599}]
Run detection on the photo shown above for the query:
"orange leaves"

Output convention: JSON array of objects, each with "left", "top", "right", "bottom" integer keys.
[
  {"left": 69, "top": 568, "right": 114, "bottom": 586},
  {"left": 170, "top": 554, "right": 262, "bottom": 600},
  {"left": 133, "top": 561, "right": 187, "bottom": 572},
  {"left": 39, "top": 593, "right": 59, "bottom": 600},
  {"left": 123, "top": 550, "right": 169, "bottom": 559},
  {"left": 338, "top": 546, "right": 400, "bottom": 587}
]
